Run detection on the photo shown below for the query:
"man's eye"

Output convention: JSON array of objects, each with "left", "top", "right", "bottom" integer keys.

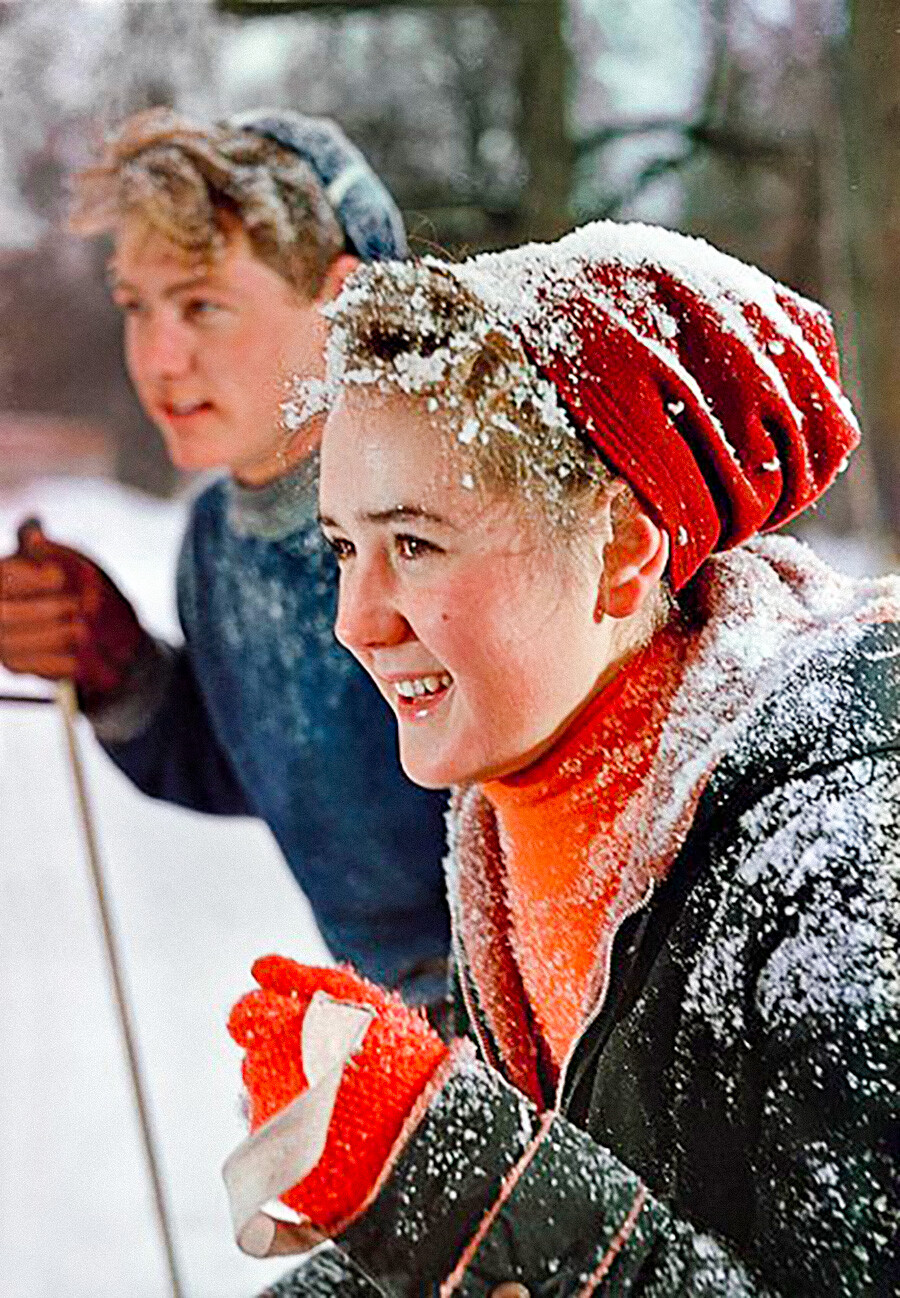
[
  {"left": 396, "top": 535, "right": 437, "bottom": 560},
  {"left": 186, "top": 298, "right": 222, "bottom": 320},
  {"left": 325, "top": 536, "right": 354, "bottom": 562},
  {"left": 113, "top": 298, "right": 143, "bottom": 316}
]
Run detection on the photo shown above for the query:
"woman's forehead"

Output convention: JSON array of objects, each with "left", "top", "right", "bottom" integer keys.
[{"left": 320, "top": 387, "right": 462, "bottom": 516}]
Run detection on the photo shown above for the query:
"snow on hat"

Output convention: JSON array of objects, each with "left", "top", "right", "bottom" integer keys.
[
  {"left": 229, "top": 109, "right": 407, "bottom": 263},
  {"left": 457, "top": 221, "right": 861, "bottom": 590}
]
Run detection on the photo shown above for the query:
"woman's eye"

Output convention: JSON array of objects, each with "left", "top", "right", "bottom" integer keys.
[
  {"left": 396, "top": 534, "right": 437, "bottom": 560},
  {"left": 325, "top": 536, "right": 354, "bottom": 562},
  {"left": 114, "top": 297, "right": 143, "bottom": 316}
]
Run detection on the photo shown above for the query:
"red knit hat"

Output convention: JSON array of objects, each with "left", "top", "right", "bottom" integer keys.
[{"left": 461, "top": 222, "right": 861, "bottom": 589}]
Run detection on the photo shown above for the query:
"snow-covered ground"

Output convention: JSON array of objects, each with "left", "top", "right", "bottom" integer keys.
[{"left": 0, "top": 478, "right": 330, "bottom": 1298}]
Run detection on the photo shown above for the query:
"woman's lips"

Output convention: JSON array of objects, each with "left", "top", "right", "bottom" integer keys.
[{"left": 385, "top": 672, "right": 454, "bottom": 720}]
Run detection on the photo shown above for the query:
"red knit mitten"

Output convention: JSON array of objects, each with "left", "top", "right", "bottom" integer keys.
[{"left": 228, "top": 955, "right": 449, "bottom": 1231}]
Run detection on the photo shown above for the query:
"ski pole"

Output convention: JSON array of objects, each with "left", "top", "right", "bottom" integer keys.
[{"left": 55, "top": 679, "right": 187, "bottom": 1298}]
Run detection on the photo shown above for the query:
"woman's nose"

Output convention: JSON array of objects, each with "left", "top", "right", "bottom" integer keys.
[{"left": 335, "top": 560, "right": 409, "bottom": 653}]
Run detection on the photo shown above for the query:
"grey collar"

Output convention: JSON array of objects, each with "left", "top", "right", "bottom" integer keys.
[{"left": 226, "top": 451, "right": 320, "bottom": 540}]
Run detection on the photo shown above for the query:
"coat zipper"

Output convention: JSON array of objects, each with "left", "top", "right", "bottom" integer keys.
[
  {"left": 453, "top": 924, "right": 501, "bottom": 1074},
  {"left": 554, "top": 879, "right": 656, "bottom": 1112}
]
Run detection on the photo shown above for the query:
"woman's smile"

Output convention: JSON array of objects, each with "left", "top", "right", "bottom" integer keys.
[{"left": 380, "top": 670, "right": 455, "bottom": 719}]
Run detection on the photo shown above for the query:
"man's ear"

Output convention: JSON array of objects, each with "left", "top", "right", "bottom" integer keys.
[
  {"left": 316, "top": 253, "right": 360, "bottom": 305},
  {"left": 595, "top": 491, "right": 669, "bottom": 621}
]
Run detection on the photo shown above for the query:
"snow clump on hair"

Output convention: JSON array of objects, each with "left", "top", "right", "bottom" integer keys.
[{"left": 313, "top": 258, "right": 611, "bottom": 528}]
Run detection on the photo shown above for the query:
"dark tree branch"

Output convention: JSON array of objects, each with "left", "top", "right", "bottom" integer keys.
[
  {"left": 575, "top": 0, "right": 800, "bottom": 220},
  {"left": 701, "top": 0, "right": 733, "bottom": 127},
  {"left": 591, "top": 148, "right": 695, "bottom": 220},
  {"left": 575, "top": 119, "right": 798, "bottom": 176}
]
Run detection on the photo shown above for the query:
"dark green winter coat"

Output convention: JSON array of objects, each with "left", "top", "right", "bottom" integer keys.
[{"left": 262, "top": 543, "right": 900, "bottom": 1298}]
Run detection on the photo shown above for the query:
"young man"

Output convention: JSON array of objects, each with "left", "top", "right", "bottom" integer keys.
[{"left": 0, "top": 109, "right": 450, "bottom": 1005}]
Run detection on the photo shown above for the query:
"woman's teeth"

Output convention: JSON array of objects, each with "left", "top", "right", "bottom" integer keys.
[{"left": 395, "top": 673, "right": 452, "bottom": 699}]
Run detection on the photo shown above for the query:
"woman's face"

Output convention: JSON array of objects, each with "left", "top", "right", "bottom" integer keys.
[{"left": 319, "top": 387, "right": 618, "bottom": 788}]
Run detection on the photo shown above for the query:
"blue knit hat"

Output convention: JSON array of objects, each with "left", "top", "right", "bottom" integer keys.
[{"left": 229, "top": 109, "right": 407, "bottom": 263}]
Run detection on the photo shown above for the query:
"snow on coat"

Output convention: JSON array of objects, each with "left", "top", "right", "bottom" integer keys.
[{"left": 264, "top": 537, "right": 899, "bottom": 1297}]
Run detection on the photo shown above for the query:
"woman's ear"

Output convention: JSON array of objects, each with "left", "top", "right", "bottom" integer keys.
[
  {"left": 595, "top": 491, "right": 669, "bottom": 621},
  {"left": 316, "top": 253, "right": 360, "bottom": 305}
]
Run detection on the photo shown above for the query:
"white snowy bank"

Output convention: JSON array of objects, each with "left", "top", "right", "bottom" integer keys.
[{"left": 0, "top": 478, "right": 329, "bottom": 1298}]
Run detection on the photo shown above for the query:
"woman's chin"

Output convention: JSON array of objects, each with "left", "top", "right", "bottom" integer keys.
[
  {"left": 397, "top": 737, "right": 521, "bottom": 790},
  {"left": 398, "top": 752, "right": 457, "bottom": 789},
  {"left": 397, "top": 735, "right": 470, "bottom": 790}
]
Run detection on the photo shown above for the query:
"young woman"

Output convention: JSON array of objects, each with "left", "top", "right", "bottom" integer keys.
[{"left": 227, "top": 222, "right": 899, "bottom": 1297}]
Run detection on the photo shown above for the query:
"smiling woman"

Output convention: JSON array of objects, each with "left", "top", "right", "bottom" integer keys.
[
  {"left": 228, "top": 222, "right": 900, "bottom": 1298},
  {"left": 319, "top": 385, "right": 666, "bottom": 789}
]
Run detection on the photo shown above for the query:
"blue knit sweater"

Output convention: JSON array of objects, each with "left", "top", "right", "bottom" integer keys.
[{"left": 91, "top": 460, "right": 450, "bottom": 998}]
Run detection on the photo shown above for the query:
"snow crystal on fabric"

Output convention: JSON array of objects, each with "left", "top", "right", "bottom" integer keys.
[
  {"left": 456, "top": 219, "right": 856, "bottom": 431},
  {"left": 639, "top": 535, "right": 900, "bottom": 873},
  {"left": 685, "top": 759, "right": 900, "bottom": 1048},
  {"left": 323, "top": 221, "right": 858, "bottom": 501}
]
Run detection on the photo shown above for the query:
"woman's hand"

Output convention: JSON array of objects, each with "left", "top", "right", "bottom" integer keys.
[{"left": 228, "top": 955, "right": 449, "bottom": 1232}]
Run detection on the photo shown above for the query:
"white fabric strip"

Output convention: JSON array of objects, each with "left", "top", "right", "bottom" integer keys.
[
  {"left": 222, "top": 992, "right": 375, "bottom": 1258},
  {"left": 326, "top": 161, "right": 369, "bottom": 209}
]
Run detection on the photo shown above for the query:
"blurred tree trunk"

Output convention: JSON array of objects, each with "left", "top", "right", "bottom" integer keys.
[
  {"left": 844, "top": 0, "right": 900, "bottom": 540},
  {"left": 501, "top": 0, "right": 572, "bottom": 243},
  {"left": 220, "top": 0, "right": 573, "bottom": 248}
]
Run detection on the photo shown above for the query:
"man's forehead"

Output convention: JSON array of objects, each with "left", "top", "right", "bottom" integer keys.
[{"left": 108, "top": 226, "right": 210, "bottom": 284}]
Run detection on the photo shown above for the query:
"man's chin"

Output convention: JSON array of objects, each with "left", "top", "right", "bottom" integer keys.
[{"left": 162, "top": 433, "right": 231, "bottom": 473}]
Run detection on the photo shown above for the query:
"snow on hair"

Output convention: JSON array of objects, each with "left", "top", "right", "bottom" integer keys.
[
  {"left": 69, "top": 107, "right": 344, "bottom": 298},
  {"left": 317, "top": 258, "right": 613, "bottom": 531}
]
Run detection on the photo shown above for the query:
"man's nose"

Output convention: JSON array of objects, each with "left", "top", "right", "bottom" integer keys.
[
  {"left": 335, "top": 558, "right": 409, "bottom": 654},
  {"left": 131, "top": 311, "right": 194, "bottom": 383}
]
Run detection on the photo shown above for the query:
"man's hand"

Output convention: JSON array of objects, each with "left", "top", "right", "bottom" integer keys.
[
  {"left": 228, "top": 956, "right": 450, "bottom": 1232},
  {"left": 0, "top": 519, "right": 147, "bottom": 705}
]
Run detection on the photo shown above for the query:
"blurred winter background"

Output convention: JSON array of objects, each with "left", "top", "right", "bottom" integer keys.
[{"left": 0, "top": 2, "right": 896, "bottom": 1296}]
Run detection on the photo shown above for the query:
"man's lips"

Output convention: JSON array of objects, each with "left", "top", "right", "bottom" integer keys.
[{"left": 157, "top": 399, "right": 214, "bottom": 421}]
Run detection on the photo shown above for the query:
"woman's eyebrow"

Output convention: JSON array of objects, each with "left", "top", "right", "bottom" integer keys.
[
  {"left": 366, "top": 505, "right": 457, "bottom": 527},
  {"left": 319, "top": 505, "right": 457, "bottom": 529}
]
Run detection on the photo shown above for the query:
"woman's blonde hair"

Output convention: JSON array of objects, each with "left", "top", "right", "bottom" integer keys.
[
  {"left": 325, "top": 259, "right": 675, "bottom": 635},
  {"left": 70, "top": 107, "right": 344, "bottom": 297},
  {"left": 326, "top": 259, "right": 613, "bottom": 536}
]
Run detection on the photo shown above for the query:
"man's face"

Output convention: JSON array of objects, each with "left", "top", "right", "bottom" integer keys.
[{"left": 110, "top": 221, "right": 330, "bottom": 484}]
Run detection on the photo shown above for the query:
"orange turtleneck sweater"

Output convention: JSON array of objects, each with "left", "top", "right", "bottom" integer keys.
[{"left": 481, "top": 623, "right": 687, "bottom": 1073}]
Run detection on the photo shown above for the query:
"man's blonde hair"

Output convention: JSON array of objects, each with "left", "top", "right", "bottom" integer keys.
[{"left": 70, "top": 107, "right": 345, "bottom": 297}]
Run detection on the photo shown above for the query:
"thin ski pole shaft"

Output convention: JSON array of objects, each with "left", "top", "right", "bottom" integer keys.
[
  {"left": 0, "top": 692, "right": 55, "bottom": 705},
  {"left": 55, "top": 681, "right": 187, "bottom": 1298}
]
